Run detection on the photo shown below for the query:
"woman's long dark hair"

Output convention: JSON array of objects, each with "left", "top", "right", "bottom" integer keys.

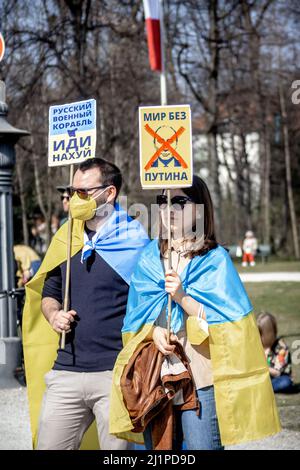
[{"left": 159, "top": 175, "right": 218, "bottom": 258}]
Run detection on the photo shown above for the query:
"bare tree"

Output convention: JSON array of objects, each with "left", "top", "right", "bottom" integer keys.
[
  {"left": 0, "top": 0, "right": 299, "bottom": 257},
  {"left": 279, "top": 82, "right": 300, "bottom": 258}
]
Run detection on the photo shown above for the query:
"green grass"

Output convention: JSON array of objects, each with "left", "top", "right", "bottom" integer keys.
[
  {"left": 245, "top": 281, "right": 300, "bottom": 431},
  {"left": 245, "top": 282, "right": 300, "bottom": 384}
]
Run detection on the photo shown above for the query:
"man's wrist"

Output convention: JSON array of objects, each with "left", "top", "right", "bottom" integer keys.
[{"left": 48, "top": 308, "right": 59, "bottom": 327}]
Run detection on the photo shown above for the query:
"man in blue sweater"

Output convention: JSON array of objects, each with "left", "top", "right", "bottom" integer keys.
[{"left": 37, "top": 158, "right": 149, "bottom": 450}]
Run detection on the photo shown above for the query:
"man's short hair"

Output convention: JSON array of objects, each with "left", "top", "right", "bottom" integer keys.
[{"left": 78, "top": 158, "right": 122, "bottom": 197}]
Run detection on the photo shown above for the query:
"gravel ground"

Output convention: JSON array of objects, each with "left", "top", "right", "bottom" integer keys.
[
  {"left": 227, "top": 429, "right": 300, "bottom": 450},
  {"left": 0, "top": 384, "right": 299, "bottom": 450},
  {"left": 0, "top": 385, "right": 32, "bottom": 450}
]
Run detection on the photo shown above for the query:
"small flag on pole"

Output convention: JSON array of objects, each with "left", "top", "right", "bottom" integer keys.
[
  {"left": 143, "top": 0, "right": 162, "bottom": 71},
  {"left": 0, "top": 33, "right": 5, "bottom": 62}
]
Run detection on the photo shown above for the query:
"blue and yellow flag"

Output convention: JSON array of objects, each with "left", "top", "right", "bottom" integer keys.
[
  {"left": 110, "top": 239, "right": 281, "bottom": 446},
  {"left": 23, "top": 207, "right": 149, "bottom": 449}
]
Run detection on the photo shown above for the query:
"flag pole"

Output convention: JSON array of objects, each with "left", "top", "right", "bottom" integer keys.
[
  {"left": 159, "top": 0, "right": 172, "bottom": 344},
  {"left": 61, "top": 163, "right": 74, "bottom": 349},
  {"left": 159, "top": 0, "right": 167, "bottom": 107}
]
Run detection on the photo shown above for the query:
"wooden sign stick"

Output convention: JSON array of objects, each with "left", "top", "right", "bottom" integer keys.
[
  {"left": 166, "top": 188, "right": 172, "bottom": 344},
  {"left": 60, "top": 164, "right": 74, "bottom": 349}
]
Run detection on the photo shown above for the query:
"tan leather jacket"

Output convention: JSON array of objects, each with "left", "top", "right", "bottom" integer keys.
[{"left": 120, "top": 341, "right": 199, "bottom": 449}]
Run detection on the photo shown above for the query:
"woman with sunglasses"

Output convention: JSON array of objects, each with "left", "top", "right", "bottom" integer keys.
[
  {"left": 145, "top": 182, "right": 221, "bottom": 450},
  {"left": 110, "top": 175, "right": 281, "bottom": 450}
]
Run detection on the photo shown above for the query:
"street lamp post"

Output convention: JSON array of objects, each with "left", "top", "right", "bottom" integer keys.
[{"left": 0, "top": 80, "right": 29, "bottom": 386}]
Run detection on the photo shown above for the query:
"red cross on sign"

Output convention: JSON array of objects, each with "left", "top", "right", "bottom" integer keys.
[
  {"left": 144, "top": 124, "right": 187, "bottom": 171},
  {"left": 139, "top": 105, "right": 193, "bottom": 189}
]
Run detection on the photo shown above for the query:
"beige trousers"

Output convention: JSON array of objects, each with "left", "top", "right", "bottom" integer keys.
[{"left": 37, "top": 369, "right": 130, "bottom": 450}]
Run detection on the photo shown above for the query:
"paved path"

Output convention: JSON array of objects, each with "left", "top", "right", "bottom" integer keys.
[
  {"left": 239, "top": 272, "right": 300, "bottom": 282},
  {"left": 0, "top": 385, "right": 299, "bottom": 450},
  {"left": 227, "top": 429, "right": 300, "bottom": 450},
  {"left": 0, "top": 386, "right": 31, "bottom": 450}
]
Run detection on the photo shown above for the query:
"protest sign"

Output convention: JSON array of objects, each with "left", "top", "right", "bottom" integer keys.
[
  {"left": 48, "top": 99, "right": 96, "bottom": 167},
  {"left": 139, "top": 104, "right": 193, "bottom": 189}
]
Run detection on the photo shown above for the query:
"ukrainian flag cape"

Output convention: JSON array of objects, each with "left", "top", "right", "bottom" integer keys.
[
  {"left": 110, "top": 239, "right": 281, "bottom": 446},
  {"left": 23, "top": 208, "right": 149, "bottom": 449}
]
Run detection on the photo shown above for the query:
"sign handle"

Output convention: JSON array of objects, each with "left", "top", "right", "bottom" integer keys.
[
  {"left": 60, "top": 164, "right": 74, "bottom": 350},
  {"left": 166, "top": 189, "right": 172, "bottom": 344},
  {"left": 159, "top": 0, "right": 172, "bottom": 344}
]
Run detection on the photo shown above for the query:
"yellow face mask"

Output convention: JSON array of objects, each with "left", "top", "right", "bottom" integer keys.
[
  {"left": 69, "top": 192, "right": 97, "bottom": 221},
  {"left": 186, "top": 308, "right": 209, "bottom": 345}
]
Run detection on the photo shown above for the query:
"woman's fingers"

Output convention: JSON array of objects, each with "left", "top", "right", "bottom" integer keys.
[
  {"left": 165, "top": 280, "right": 178, "bottom": 287},
  {"left": 165, "top": 284, "right": 177, "bottom": 291},
  {"left": 165, "top": 274, "right": 180, "bottom": 283},
  {"left": 153, "top": 326, "right": 178, "bottom": 355},
  {"left": 158, "top": 343, "right": 175, "bottom": 355},
  {"left": 165, "top": 269, "right": 177, "bottom": 276},
  {"left": 165, "top": 284, "right": 178, "bottom": 296},
  {"left": 158, "top": 335, "right": 176, "bottom": 355},
  {"left": 165, "top": 271, "right": 182, "bottom": 298},
  {"left": 170, "top": 333, "right": 178, "bottom": 342},
  {"left": 165, "top": 278, "right": 178, "bottom": 284},
  {"left": 164, "top": 342, "right": 176, "bottom": 352}
]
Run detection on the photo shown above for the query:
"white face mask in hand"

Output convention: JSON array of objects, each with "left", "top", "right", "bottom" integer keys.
[{"left": 186, "top": 304, "right": 209, "bottom": 345}]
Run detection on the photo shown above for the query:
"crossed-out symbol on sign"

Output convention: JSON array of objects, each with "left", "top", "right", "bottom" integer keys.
[{"left": 144, "top": 124, "right": 187, "bottom": 171}]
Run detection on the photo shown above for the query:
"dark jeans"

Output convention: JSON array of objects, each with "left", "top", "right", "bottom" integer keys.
[
  {"left": 143, "top": 385, "right": 224, "bottom": 450},
  {"left": 271, "top": 375, "right": 293, "bottom": 393}
]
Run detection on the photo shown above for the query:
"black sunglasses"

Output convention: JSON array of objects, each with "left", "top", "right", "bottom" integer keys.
[
  {"left": 156, "top": 194, "right": 192, "bottom": 209},
  {"left": 69, "top": 185, "right": 109, "bottom": 197},
  {"left": 60, "top": 195, "right": 70, "bottom": 202}
]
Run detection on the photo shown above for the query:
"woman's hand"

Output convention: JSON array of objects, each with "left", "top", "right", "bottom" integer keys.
[
  {"left": 153, "top": 326, "right": 178, "bottom": 355},
  {"left": 165, "top": 269, "right": 185, "bottom": 304}
]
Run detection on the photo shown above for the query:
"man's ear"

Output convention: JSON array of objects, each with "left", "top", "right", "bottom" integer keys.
[{"left": 107, "top": 185, "right": 117, "bottom": 203}]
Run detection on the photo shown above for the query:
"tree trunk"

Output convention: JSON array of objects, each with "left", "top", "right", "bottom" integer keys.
[
  {"left": 32, "top": 148, "right": 51, "bottom": 248},
  {"left": 263, "top": 129, "right": 271, "bottom": 245},
  {"left": 207, "top": 0, "right": 222, "bottom": 231},
  {"left": 279, "top": 84, "right": 300, "bottom": 259}
]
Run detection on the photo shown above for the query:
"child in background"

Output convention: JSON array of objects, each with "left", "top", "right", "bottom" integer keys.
[
  {"left": 242, "top": 230, "right": 257, "bottom": 267},
  {"left": 257, "top": 312, "right": 293, "bottom": 393},
  {"left": 14, "top": 244, "right": 41, "bottom": 287}
]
